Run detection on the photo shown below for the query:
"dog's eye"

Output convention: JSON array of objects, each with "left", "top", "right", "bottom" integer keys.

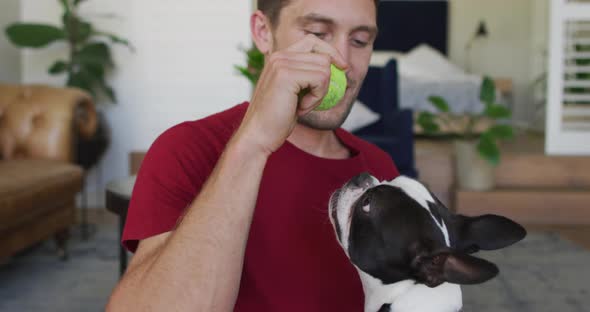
[
  {"left": 360, "top": 195, "right": 371, "bottom": 206},
  {"left": 360, "top": 196, "right": 371, "bottom": 213}
]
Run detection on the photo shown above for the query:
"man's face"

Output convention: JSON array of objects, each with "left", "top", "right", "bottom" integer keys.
[{"left": 269, "top": 0, "right": 378, "bottom": 130}]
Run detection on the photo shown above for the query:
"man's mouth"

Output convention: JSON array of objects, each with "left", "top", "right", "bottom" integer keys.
[{"left": 346, "top": 80, "right": 355, "bottom": 90}]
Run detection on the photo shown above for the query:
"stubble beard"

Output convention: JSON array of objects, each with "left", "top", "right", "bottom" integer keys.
[{"left": 297, "top": 94, "right": 357, "bottom": 130}]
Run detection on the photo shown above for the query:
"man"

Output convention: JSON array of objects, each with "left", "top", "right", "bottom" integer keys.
[{"left": 107, "top": 0, "right": 399, "bottom": 311}]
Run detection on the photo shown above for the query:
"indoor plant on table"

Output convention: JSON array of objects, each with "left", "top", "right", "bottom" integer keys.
[{"left": 417, "top": 77, "right": 515, "bottom": 191}]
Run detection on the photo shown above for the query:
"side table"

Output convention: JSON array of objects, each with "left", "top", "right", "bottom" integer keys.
[{"left": 105, "top": 175, "right": 136, "bottom": 276}]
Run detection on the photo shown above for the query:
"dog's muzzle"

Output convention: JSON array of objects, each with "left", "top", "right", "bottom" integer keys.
[
  {"left": 329, "top": 172, "right": 378, "bottom": 244},
  {"left": 345, "top": 172, "right": 376, "bottom": 190}
]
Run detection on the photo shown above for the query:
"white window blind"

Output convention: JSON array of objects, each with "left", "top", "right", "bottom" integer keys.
[{"left": 547, "top": 0, "right": 590, "bottom": 154}]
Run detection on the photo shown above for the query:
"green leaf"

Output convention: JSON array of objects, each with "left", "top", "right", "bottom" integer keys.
[
  {"left": 62, "top": 13, "right": 92, "bottom": 43},
  {"left": 59, "top": 0, "right": 71, "bottom": 13},
  {"left": 5, "top": 23, "right": 65, "bottom": 48},
  {"left": 484, "top": 104, "right": 512, "bottom": 119},
  {"left": 477, "top": 134, "right": 500, "bottom": 166},
  {"left": 75, "top": 63, "right": 116, "bottom": 103},
  {"left": 417, "top": 111, "right": 435, "bottom": 123},
  {"left": 100, "top": 83, "right": 116, "bottom": 103},
  {"left": 83, "top": 63, "right": 105, "bottom": 81},
  {"left": 417, "top": 112, "right": 440, "bottom": 135},
  {"left": 247, "top": 46, "right": 265, "bottom": 71},
  {"left": 234, "top": 65, "right": 257, "bottom": 85},
  {"left": 428, "top": 96, "right": 450, "bottom": 113},
  {"left": 480, "top": 76, "right": 496, "bottom": 104},
  {"left": 236, "top": 45, "right": 264, "bottom": 85},
  {"left": 487, "top": 124, "right": 514, "bottom": 140},
  {"left": 421, "top": 122, "right": 440, "bottom": 134},
  {"left": 67, "top": 70, "right": 95, "bottom": 95},
  {"left": 48, "top": 60, "right": 69, "bottom": 75},
  {"left": 72, "top": 22, "right": 92, "bottom": 43},
  {"left": 94, "top": 30, "right": 134, "bottom": 51},
  {"left": 74, "top": 42, "right": 112, "bottom": 66}
]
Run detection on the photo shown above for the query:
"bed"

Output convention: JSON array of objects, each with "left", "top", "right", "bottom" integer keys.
[{"left": 375, "top": 0, "right": 496, "bottom": 115}]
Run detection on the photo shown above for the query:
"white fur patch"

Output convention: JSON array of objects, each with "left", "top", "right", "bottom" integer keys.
[
  {"left": 390, "top": 281, "right": 462, "bottom": 312},
  {"left": 387, "top": 176, "right": 451, "bottom": 247},
  {"left": 329, "top": 175, "right": 379, "bottom": 254},
  {"left": 356, "top": 267, "right": 462, "bottom": 312}
]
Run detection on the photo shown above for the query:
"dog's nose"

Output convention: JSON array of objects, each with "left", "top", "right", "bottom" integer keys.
[{"left": 349, "top": 172, "right": 374, "bottom": 189}]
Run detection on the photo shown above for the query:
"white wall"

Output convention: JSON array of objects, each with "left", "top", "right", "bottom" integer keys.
[
  {"left": 0, "top": 0, "right": 21, "bottom": 83},
  {"left": 17, "top": 0, "right": 551, "bottom": 204},
  {"left": 448, "top": 0, "right": 546, "bottom": 126},
  {"left": 21, "top": 0, "right": 252, "bottom": 206},
  {"left": 530, "top": 0, "right": 550, "bottom": 131}
]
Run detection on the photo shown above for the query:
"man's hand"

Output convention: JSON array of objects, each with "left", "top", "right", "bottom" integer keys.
[{"left": 236, "top": 34, "right": 348, "bottom": 155}]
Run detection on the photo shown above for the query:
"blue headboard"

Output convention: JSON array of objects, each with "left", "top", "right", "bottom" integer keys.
[
  {"left": 374, "top": 0, "right": 449, "bottom": 55},
  {"left": 354, "top": 1, "right": 448, "bottom": 178}
]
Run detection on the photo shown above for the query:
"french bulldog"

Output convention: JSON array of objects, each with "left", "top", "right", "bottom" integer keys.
[{"left": 328, "top": 173, "right": 527, "bottom": 312}]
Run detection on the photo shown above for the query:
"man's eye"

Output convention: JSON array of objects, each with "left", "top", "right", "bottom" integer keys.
[
  {"left": 306, "top": 31, "right": 327, "bottom": 39},
  {"left": 352, "top": 39, "right": 368, "bottom": 48}
]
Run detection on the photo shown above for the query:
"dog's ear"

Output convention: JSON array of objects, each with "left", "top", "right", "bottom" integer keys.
[
  {"left": 412, "top": 251, "right": 499, "bottom": 287},
  {"left": 453, "top": 214, "right": 527, "bottom": 253}
]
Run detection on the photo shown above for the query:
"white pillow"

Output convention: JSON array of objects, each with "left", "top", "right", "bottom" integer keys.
[
  {"left": 399, "top": 44, "right": 466, "bottom": 79},
  {"left": 341, "top": 100, "right": 381, "bottom": 132}
]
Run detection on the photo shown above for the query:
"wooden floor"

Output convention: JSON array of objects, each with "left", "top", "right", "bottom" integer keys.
[{"left": 415, "top": 132, "right": 590, "bottom": 251}]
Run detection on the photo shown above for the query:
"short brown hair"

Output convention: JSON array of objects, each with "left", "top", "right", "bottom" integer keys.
[{"left": 258, "top": 0, "right": 380, "bottom": 28}]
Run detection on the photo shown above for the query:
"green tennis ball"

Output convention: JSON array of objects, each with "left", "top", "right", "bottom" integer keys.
[{"left": 314, "top": 64, "right": 347, "bottom": 111}]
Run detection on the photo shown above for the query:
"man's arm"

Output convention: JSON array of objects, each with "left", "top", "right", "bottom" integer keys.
[
  {"left": 107, "top": 136, "right": 268, "bottom": 311},
  {"left": 106, "top": 33, "right": 347, "bottom": 311}
]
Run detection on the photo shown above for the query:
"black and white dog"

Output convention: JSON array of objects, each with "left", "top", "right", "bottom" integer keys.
[{"left": 328, "top": 173, "right": 526, "bottom": 312}]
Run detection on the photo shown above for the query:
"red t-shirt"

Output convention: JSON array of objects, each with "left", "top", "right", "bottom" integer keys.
[{"left": 123, "top": 102, "right": 399, "bottom": 311}]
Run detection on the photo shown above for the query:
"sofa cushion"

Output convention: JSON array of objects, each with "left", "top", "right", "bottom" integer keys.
[{"left": 0, "top": 159, "right": 83, "bottom": 232}]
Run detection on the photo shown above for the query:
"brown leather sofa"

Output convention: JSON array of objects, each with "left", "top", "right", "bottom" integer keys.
[{"left": 0, "top": 83, "right": 97, "bottom": 260}]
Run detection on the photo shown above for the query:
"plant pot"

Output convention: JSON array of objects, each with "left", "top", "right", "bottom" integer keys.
[{"left": 454, "top": 140, "right": 495, "bottom": 191}]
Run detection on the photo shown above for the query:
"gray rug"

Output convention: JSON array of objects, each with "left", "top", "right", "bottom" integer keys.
[
  {"left": 0, "top": 223, "right": 119, "bottom": 312},
  {"left": 0, "top": 223, "right": 589, "bottom": 311},
  {"left": 462, "top": 233, "right": 590, "bottom": 312}
]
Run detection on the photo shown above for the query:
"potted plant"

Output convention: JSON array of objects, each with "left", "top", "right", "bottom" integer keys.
[
  {"left": 5, "top": 0, "right": 133, "bottom": 102},
  {"left": 417, "top": 77, "right": 515, "bottom": 191},
  {"left": 235, "top": 45, "right": 264, "bottom": 87}
]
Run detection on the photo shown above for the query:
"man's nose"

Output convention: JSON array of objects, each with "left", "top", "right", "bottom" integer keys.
[{"left": 333, "top": 36, "right": 350, "bottom": 69}]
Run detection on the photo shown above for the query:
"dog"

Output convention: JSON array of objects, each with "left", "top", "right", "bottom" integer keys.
[{"left": 328, "top": 173, "right": 527, "bottom": 312}]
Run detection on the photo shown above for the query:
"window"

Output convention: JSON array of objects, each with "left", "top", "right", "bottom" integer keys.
[{"left": 547, "top": 0, "right": 590, "bottom": 154}]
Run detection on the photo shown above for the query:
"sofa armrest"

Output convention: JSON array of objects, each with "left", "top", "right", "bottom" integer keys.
[{"left": 0, "top": 84, "right": 97, "bottom": 163}]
